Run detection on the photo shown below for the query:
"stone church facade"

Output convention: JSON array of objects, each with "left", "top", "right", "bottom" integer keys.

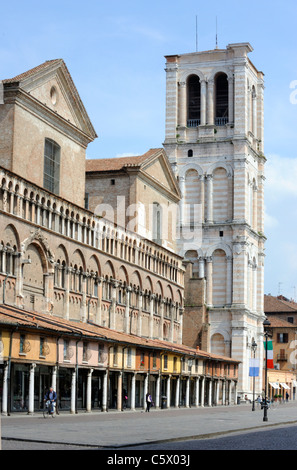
[
  {"left": 0, "top": 59, "right": 185, "bottom": 343},
  {"left": 163, "top": 43, "right": 266, "bottom": 395}
]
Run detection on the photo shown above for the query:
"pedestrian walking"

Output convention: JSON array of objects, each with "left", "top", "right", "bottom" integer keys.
[
  {"left": 123, "top": 389, "right": 128, "bottom": 409},
  {"left": 146, "top": 392, "right": 153, "bottom": 412}
]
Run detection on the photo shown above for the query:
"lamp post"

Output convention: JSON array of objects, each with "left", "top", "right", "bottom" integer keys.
[
  {"left": 263, "top": 318, "right": 271, "bottom": 422},
  {"left": 251, "top": 340, "right": 257, "bottom": 411}
]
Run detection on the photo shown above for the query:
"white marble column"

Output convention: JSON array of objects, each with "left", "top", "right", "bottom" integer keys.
[
  {"left": 179, "top": 176, "right": 185, "bottom": 226},
  {"left": 156, "top": 374, "right": 161, "bottom": 409},
  {"left": 207, "top": 79, "right": 214, "bottom": 125},
  {"left": 2, "top": 362, "right": 8, "bottom": 416},
  {"left": 200, "top": 80, "right": 207, "bottom": 125},
  {"left": 102, "top": 371, "right": 108, "bottom": 412},
  {"left": 228, "top": 76, "right": 234, "bottom": 123},
  {"left": 125, "top": 287, "right": 131, "bottom": 334},
  {"left": 28, "top": 363, "right": 36, "bottom": 415},
  {"left": 226, "top": 256, "right": 233, "bottom": 306},
  {"left": 175, "top": 376, "right": 180, "bottom": 408},
  {"left": 195, "top": 377, "right": 200, "bottom": 407},
  {"left": 185, "top": 377, "right": 190, "bottom": 408},
  {"left": 71, "top": 369, "right": 76, "bottom": 414},
  {"left": 131, "top": 373, "right": 136, "bottom": 411},
  {"left": 179, "top": 81, "right": 187, "bottom": 127},
  {"left": 206, "top": 174, "right": 213, "bottom": 223},
  {"left": 206, "top": 257, "right": 213, "bottom": 306},
  {"left": 86, "top": 369, "right": 93, "bottom": 412}
]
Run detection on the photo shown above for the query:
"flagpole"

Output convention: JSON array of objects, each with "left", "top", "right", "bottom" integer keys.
[{"left": 263, "top": 318, "right": 271, "bottom": 422}]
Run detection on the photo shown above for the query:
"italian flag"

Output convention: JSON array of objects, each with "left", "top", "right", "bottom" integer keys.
[{"left": 264, "top": 340, "right": 274, "bottom": 369}]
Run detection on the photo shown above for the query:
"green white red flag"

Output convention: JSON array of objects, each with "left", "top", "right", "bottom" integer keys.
[{"left": 264, "top": 340, "right": 274, "bottom": 369}]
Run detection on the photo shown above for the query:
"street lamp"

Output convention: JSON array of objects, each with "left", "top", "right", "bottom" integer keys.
[
  {"left": 251, "top": 340, "right": 257, "bottom": 411},
  {"left": 263, "top": 318, "right": 271, "bottom": 422}
]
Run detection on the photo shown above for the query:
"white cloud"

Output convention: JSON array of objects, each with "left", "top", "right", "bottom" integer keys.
[{"left": 265, "top": 153, "right": 297, "bottom": 198}]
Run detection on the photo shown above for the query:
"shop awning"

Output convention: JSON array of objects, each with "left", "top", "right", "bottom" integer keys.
[
  {"left": 280, "top": 383, "right": 290, "bottom": 390},
  {"left": 292, "top": 380, "right": 297, "bottom": 387},
  {"left": 269, "top": 382, "right": 279, "bottom": 389}
]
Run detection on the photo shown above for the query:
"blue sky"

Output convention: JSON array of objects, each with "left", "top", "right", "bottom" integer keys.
[{"left": 1, "top": 0, "right": 297, "bottom": 299}]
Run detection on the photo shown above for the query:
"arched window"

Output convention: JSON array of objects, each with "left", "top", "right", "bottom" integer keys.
[
  {"left": 188, "top": 149, "right": 193, "bottom": 157},
  {"left": 215, "top": 73, "right": 228, "bottom": 125},
  {"left": 187, "top": 75, "right": 201, "bottom": 127},
  {"left": 43, "top": 138, "right": 60, "bottom": 195}
]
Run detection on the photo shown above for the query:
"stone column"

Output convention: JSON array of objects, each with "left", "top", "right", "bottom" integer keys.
[
  {"left": 175, "top": 376, "right": 180, "bottom": 408},
  {"left": 160, "top": 300, "right": 165, "bottom": 341},
  {"left": 149, "top": 294, "right": 155, "bottom": 339},
  {"left": 51, "top": 366, "right": 57, "bottom": 391},
  {"left": 137, "top": 291, "right": 143, "bottom": 337},
  {"left": 252, "top": 93, "right": 257, "bottom": 136},
  {"left": 144, "top": 373, "right": 149, "bottom": 410},
  {"left": 131, "top": 373, "right": 136, "bottom": 411},
  {"left": 195, "top": 376, "right": 200, "bottom": 407},
  {"left": 125, "top": 287, "right": 131, "bottom": 334},
  {"left": 2, "top": 362, "right": 8, "bottom": 416},
  {"left": 226, "top": 256, "right": 233, "bottom": 306},
  {"left": 206, "top": 256, "right": 213, "bottom": 306},
  {"left": 28, "top": 363, "right": 36, "bottom": 415},
  {"left": 228, "top": 75, "right": 234, "bottom": 123},
  {"left": 208, "top": 379, "right": 213, "bottom": 406},
  {"left": 178, "top": 307, "right": 184, "bottom": 344},
  {"left": 216, "top": 379, "right": 220, "bottom": 405},
  {"left": 185, "top": 377, "right": 190, "bottom": 408},
  {"left": 199, "top": 175, "right": 205, "bottom": 222},
  {"left": 71, "top": 369, "right": 76, "bottom": 414},
  {"left": 170, "top": 303, "right": 174, "bottom": 342},
  {"left": 156, "top": 374, "right": 161, "bottom": 409},
  {"left": 102, "top": 371, "right": 108, "bottom": 412},
  {"left": 228, "top": 380, "right": 232, "bottom": 405},
  {"left": 201, "top": 376, "right": 205, "bottom": 407},
  {"left": 206, "top": 174, "right": 213, "bottom": 223},
  {"left": 253, "top": 184, "right": 258, "bottom": 231},
  {"left": 253, "top": 263, "right": 257, "bottom": 312},
  {"left": 86, "top": 369, "right": 93, "bottom": 412},
  {"left": 178, "top": 81, "right": 187, "bottom": 127},
  {"left": 207, "top": 79, "right": 214, "bottom": 125},
  {"left": 81, "top": 273, "right": 87, "bottom": 322},
  {"left": 200, "top": 80, "right": 207, "bottom": 125},
  {"left": 179, "top": 176, "right": 185, "bottom": 227},
  {"left": 117, "top": 371, "right": 122, "bottom": 411},
  {"left": 110, "top": 280, "right": 118, "bottom": 330},
  {"left": 222, "top": 379, "right": 226, "bottom": 405},
  {"left": 198, "top": 257, "right": 205, "bottom": 278},
  {"left": 166, "top": 375, "right": 171, "bottom": 408}
]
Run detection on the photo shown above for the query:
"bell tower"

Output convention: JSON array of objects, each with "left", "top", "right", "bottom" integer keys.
[{"left": 163, "top": 43, "right": 266, "bottom": 396}]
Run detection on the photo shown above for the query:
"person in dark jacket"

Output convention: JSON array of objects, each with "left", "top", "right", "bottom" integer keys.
[
  {"left": 146, "top": 392, "right": 153, "bottom": 412},
  {"left": 44, "top": 387, "right": 57, "bottom": 414}
]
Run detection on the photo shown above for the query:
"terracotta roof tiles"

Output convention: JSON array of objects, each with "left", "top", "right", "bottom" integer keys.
[
  {"left": 0, "top": 304, "right": 239, "bottom": 363},
  {"left": 264, "top": 294, "right": 297, "bottom": 313},
  {"left": 85, "top": 149, "right": 162, "bottom": 173},
  {"left": 2, "top": 59, "right": 63, "bottom": 84}
]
